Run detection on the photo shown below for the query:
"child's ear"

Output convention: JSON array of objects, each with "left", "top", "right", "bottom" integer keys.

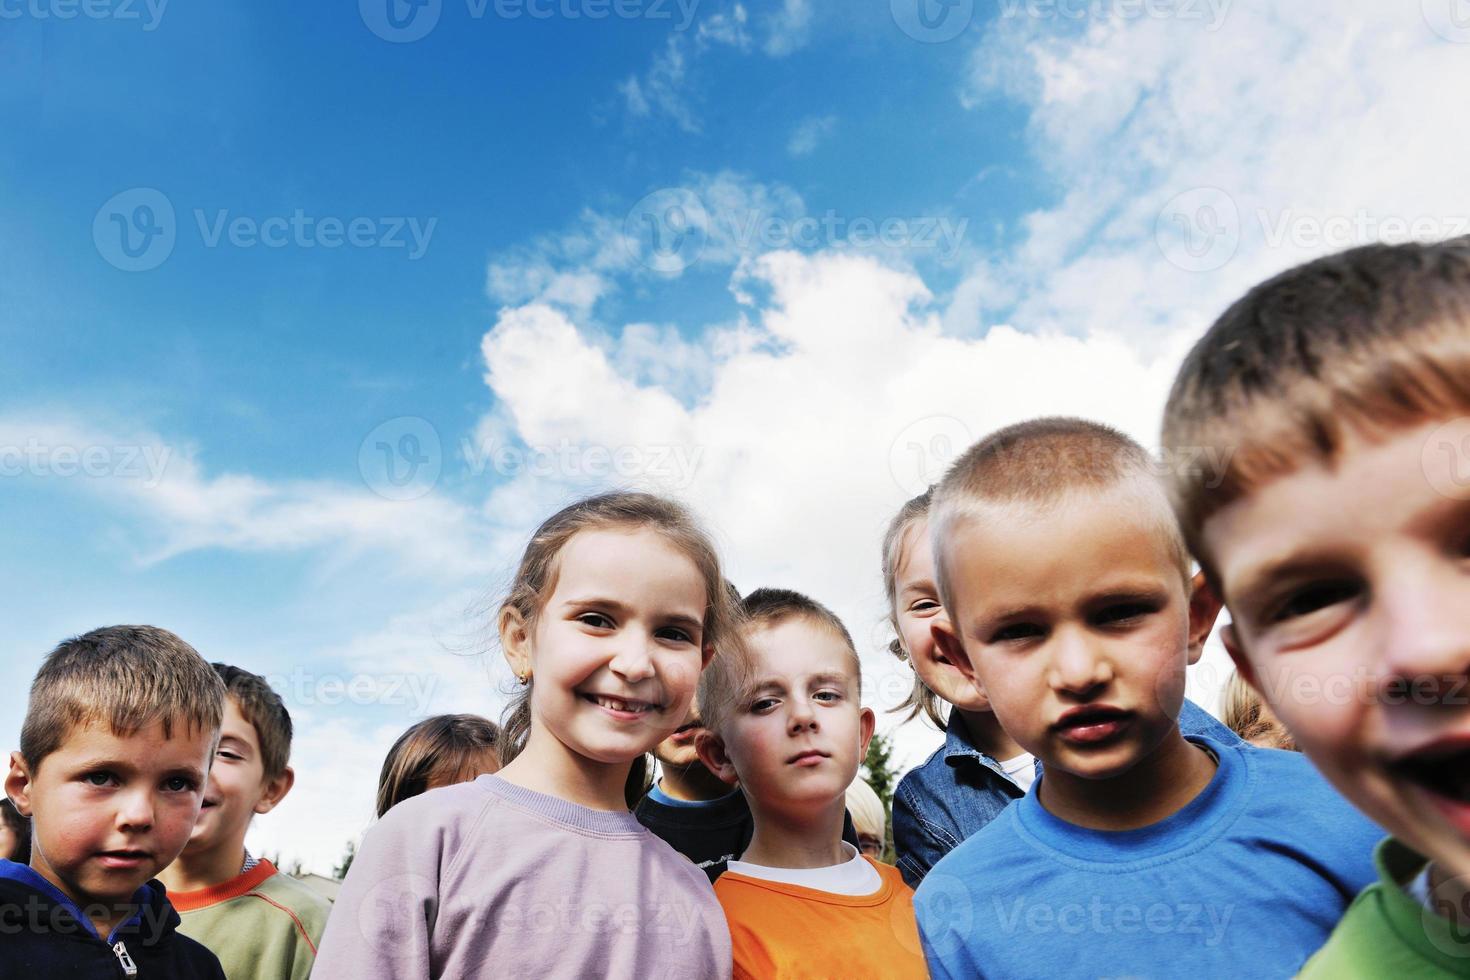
[
  {"left": 857, "top": 707, "right": 876, "bottom": 757},
  {"left": 1186, "top": 571, "right": 1224, "bottom": 666},
  {"left": 694, "top": 731, "right": 740, "bottom": 787},
  {"left": 254, "top": 765, "right": 295, "bottom": 816},
  {"left": 5, "top": 752, "right": 34, "bottom": 817},
  {"left": 700, "top": 642, "right": 715, "bottom": 670},
  {"left": 499, "top": 606, "right": 533, "bottom": 681},
  {"left": 931, "top": 618, "right": 979, "bottom": 688}
]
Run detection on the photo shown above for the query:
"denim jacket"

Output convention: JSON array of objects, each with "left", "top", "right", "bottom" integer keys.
[{"left": 892, "top": 698, "right": 1241, "bottom": 886}]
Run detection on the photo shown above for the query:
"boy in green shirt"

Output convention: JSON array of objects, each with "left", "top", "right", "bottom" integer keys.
[
  {"left": 1162, "top": 239, "right": 1470, "bottom": 976},
  {"left": 159, "top": 664, "right": 331, "bottom": 979}
]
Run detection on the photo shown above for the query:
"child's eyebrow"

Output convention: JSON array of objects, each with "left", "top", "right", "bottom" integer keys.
[{"left": 806, "top": 671, "right": 853, "bottom": 689}]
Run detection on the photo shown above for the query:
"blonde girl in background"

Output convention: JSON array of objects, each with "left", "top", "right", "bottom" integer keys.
[{"left": 315, "top": 491, "right": 739, "bottom": 979}]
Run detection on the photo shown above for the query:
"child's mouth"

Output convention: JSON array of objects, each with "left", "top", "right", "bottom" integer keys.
[
  {"left": 1392, "top": 737, "right": 1470, "bottom": 833},
  {"left": 582, "top": 693, "right": 659, "bottom": 718},
  {"left": 96, "top": 850, "right": 151, "bottom": 870},
  {"left": 1052, "top": 706, "right": 1133, "bottom": 745}
]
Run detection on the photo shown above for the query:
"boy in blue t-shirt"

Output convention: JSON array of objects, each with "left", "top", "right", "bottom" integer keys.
[{"left": 913, "top": 418, "right": 1384, "bottom": 979}]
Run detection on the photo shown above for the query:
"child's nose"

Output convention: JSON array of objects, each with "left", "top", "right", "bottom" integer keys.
[
  {"left": 1049, "top": 628, "right": 1114, "bottom": 696},
  {"left": 115, "top": 789, "right": 155, "bottom": 832},
  {"left": 1377, "top": 572, "right": 1470, "bottom": 699},
  {"left": 608, "top": 637, "right": 657, "bottom": 683}
]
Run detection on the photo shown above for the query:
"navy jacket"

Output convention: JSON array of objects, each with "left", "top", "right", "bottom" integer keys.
[
  {"left": 893, "top": 699, "right": 1242, "bottom": 886},
  {"left": 0, "top": 859, "right": 224, "bottom": 979}
]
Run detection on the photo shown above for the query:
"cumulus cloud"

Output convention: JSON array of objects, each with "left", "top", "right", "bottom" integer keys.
[{"left": 949, "top": 3, "right": 1470, "bottom": 340}]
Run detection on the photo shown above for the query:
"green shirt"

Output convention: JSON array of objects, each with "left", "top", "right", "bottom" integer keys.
[
  {"left": 1300, "top": 838, "right": 1470, "bottom": 978},
  {"left": 169, "top": 858, "right": 333, "bottom": 980}
]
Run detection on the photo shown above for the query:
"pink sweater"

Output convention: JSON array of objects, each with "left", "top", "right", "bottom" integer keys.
[{"left": 313, "top": 774, "right": 732, "bottom": 979}]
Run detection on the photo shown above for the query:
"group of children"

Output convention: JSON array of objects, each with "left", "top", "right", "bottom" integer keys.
[{"left": 3, "top": 238, "right": 1469, "bottom": 977}]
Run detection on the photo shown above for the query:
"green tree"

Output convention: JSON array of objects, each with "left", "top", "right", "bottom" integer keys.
[
  {"left": 333, "top": 839, "right": 357, "bottom": 881},
  {"left": 860, "top": 730, "right": 901, "bottom": 864}
]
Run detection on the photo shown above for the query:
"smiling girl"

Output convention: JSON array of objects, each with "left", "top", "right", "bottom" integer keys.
[{"left": 313, "top": 492, "right": 739, "bottom": 979}]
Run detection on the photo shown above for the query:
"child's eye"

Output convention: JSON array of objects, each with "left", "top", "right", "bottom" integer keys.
[
  {"left": 750, "top": 698, "right": 778, "bottom": 713},
  {"left": 1094, "top": 602, "right": 1157, "bottom": 627},
  {"left": 992, "top": 623, "right": 1043, "bottom": 643},
  {"left": 909, "top": 599, "right": 940, "bottom": 614},
  {"left": 656, "top": 627, "right": 694, "bottom": 644},
  {"left": 217, "top": 750, "right": 243, "bottom": 762},
  {"left": 83, "top": 771, "right": 117, "bottom": 788},
  {"left": 813, "top": 690, "right": 842, "bottom": 703},
  {"left": 577, "top": 612, "right": 614, "bottom": 629},
  {"left": 164, "top": 776, "right": 198, "bottom": 793},
  {"left": 1270, "top": 581, "right": 1361, "bottom": 623}
]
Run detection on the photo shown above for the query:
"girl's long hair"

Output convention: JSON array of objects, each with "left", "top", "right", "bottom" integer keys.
[{"left": 375, "top": 714, "right": 501, "bottom": 818}]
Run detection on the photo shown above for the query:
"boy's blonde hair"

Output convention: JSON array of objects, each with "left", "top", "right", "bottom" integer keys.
[
  {"left": 930, "top": 418, "right": 1190, "bottom": 616},
  {"left": 214, "top": 663, "right": 294, "bottom": 781},
  {"left": 20, "top": 626, "right": 226, "bottom": 772},
  {"left": 496, "top": 491, "right": 745, "bottom": 807},
  {"left": 699, "top": 588, "right": 861, "bottom": 739},
  {"left": 1162, "top": 238, "right": 1470, "bottom": 580},
  {"left": 880, "top": 488, "right": 948, "bottom": 729}
]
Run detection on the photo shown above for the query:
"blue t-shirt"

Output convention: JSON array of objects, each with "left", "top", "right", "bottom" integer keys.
[{"left": 914, "top": 736, "right": 1384, "bottom": 979}]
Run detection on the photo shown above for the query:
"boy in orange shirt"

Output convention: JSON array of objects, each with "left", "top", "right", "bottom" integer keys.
[{"left": 697, "top": 588, "right": 927, "bottom": 979}]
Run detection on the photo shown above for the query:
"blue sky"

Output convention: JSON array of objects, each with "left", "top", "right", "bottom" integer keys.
[{"left": 6, "top": 0, "right": 1469, "bottom": 871}]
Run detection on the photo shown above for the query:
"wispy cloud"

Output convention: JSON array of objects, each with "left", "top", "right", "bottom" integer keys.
[{"left": 787, "top": 113, "right": 836, "bottom": 157}]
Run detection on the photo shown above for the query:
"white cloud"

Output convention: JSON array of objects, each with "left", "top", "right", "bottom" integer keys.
[
  {"left": 951, "top": 3, "right": 1470, "bottom": 341},
  {"left": 764, "top": 0, "right": 813, "bottom": 56},
  {"left": 0, "top": 416, "right": 493, "bottom": 579},
  {"left": 787, "top": 113, "right": 836, "bottom": 157},
  {"left": 618, "top": 36, "right": 700, "bottom": 133}
]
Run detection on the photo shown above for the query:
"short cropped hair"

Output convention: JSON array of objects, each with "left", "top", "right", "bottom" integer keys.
[
  {"left": 930, "top": 418, "right": 1190, "bottom": 616},
  {"left": 1163, "top": 239, "right": 1470, "bottom": 577},
  {"left": 699, "top": 588, "right": 862, "bottom": 737},
  {"left": 20, "top": 626, "right": 226, "bottom": 772},
  {"left": 215, "top": 663, "right": 293, "bottom": 781}
]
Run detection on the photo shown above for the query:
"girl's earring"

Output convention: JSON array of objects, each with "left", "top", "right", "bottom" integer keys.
[{"left": 517, "top": 670, "right": 532, "bottom": 685}]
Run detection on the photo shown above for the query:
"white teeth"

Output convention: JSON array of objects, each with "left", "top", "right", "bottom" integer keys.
[{"left": 594, "top": 695, "right": 652, "bottom": 713}]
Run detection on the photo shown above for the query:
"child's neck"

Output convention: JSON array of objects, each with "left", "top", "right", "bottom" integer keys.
[
  {"left": 30, "top": 855, "right": 132, "bottom": 939},
  {"left": 158, "top": 838, "right": 248, "bottom": 894},
  {"left": 657, "top": 761, "right": 731, "bottom": 802},
  {"left": 953, "top": 707, "right": 1026, "bottom": 761},
  {"left": 740, "top": 798, "right": 849, "bottom": 870},
  {"left": 496, "top": 726, "right": 631, "bottom": 812},
  {"left": 1038, "top": 728, "right": 1217, "bottom": 832}
]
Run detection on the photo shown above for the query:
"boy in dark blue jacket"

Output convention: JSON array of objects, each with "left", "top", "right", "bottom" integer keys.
[{"left": 1, "top": 626, "right": 227, "bottom": 978}]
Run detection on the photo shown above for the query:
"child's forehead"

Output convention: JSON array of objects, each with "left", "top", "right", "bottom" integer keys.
[
  {"left": 54, "top": 714, "right": 216, "bottom": 761},
  {"left": 744, "top": 619, "right": 859, "bottom": 680}
]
